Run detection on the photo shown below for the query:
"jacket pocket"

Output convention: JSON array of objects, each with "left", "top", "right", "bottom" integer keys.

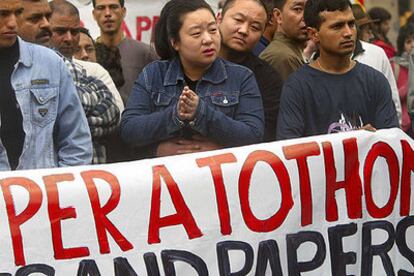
[
  {"left": 209, "top": 91, "right": 240, "bottom": 116},
  {"left": 30, "top": 87, "right": 58, "bottom": 127},
  {"left": 152, "top": 91, "right": 174, "bottom": 108}
]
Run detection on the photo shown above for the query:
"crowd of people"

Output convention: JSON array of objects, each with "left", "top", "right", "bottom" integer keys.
[{"left": 0, "top": 0, "right": 408, "bottom": 171}]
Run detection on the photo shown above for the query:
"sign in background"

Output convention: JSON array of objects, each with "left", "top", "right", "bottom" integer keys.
[
  {"left": 0, "top": 129, "right": 413, "bottom": 275},
  {"left": 70, "top": 0, "right": 220, "bottom": 44}
]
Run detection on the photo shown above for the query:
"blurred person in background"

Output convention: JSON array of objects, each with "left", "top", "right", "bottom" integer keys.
[
  {"left": 368, "top": 7, "right": 397, "bottom": 58},
  {"left": 391, "top": 23, "right": 414, "bottom": 136},
  {"left": 351, "top": 3, "right": 402, "bottom": 124}
]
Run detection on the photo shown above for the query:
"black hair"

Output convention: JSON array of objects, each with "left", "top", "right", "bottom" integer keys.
[
  {"left": 79, "top": 27, "right": 94, "bottom": 43},
  {"left": 304, "top": 0, "right": 351, "bottom": 30},
  {"left": 397, "top": 23, "right": 414, "bottom": 56},
  {"left": 368, "top": 7, "right": 392, "bottom": 44},
  {"left": 92, "top": 0, "right": 125, "bottom": 8},
  {"left": 368, "top": 7, "right": 391, "bottom": 23},
  {"left": 221, "top": 0, "right": 269, "bottom": 20},
  {"left": 273, "top": 0, "right": 286, "bottom": 10},
  {"left": 154, "top": 0, "right": 215, "bottom": 60}
]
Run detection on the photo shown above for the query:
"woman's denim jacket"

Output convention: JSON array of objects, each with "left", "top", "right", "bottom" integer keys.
[
  {"left": 0, "top": 38, "right": 92, "bottom": 171},
  {"left": 121, "top": 57, "right": 264, "bottom": 151}
]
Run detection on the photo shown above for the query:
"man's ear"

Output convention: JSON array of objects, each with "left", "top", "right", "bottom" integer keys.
[
  {"left": 273, "top": 8, "right": 282, "bottom": 26},
  {"left": 268, "top": 8, "right": 277, "bottom": 26},
  {"left": 121, "top": 7, "right": 126, "bottom": 19},
  {"left": 307, "top": 27, "right": 319, "bottom": 44}
]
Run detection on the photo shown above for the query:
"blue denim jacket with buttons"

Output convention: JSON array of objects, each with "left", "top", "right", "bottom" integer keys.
[
  {"left": 0, "top": 38, "right": 93, "bottom": 171},
  {"left": 121, "top": 57, "right": 264, "bottom": 152}
]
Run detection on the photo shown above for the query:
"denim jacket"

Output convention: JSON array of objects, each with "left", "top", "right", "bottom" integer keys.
[
  {"left": 0, "top": 38, "right": 92, "bottom": 171},
  {"left": 121, "top": 57, "right": 264, "bottom": 152}
]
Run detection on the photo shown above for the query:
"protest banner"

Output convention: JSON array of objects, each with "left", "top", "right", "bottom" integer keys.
[{"left": 0, "top": 128, "right": 413, "bottom": 275}]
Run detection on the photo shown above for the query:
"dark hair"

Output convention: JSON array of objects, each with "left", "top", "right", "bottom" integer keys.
[
  {"left": 368, "top": 7, "right": 391, "bottom": 43},
  {"left": 304, "top": 0, "right": 351, "bottom": 29},
  {"left": 222, "top": 0, "right": 269, "bottom": 20},
  {"left": 49, "top": 0, "right": 79, "bottom": 17},
  {"left": 154, "top": 0, "right": 215, "bottom": 60},
  {"left": 79, "top": 27, "right": 94, "bottom": 42},
  {"left": 368, "top": 7, "right": 391, "bottom": 23},
  {"left": 273, "top": 0, "right": 287, "bottom": 10},
  {"left": 397, "top": 23, "right": 414, "bottom": 56},
  {"left": 92, "top": 0, "right": 125, "bottom": 8}
]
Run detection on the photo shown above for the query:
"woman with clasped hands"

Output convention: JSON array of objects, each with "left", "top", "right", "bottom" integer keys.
[{"left": 120, "top": 0, "right": 264, "bottom": 157}]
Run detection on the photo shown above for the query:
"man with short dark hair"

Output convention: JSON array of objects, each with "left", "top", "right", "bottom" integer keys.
[
  {"left": 259, "top": 0, "right": 307, "bottom": 81},
  {"left": 1, "top": 0, "right": 92, "bottom": 170},
  {"left": 48, "top": 0, "right": 121, "bottom": 164},
  {"left": 277, "top": 0, "right": 399, "bottom": 139},
  {"left": 92, "top": 0, "right": 158, "bottom": 105},
  {"left": 252, "top": 0, "right": 278, "bottom": 56},
  {"left": 218, "top": 0, "right": 283, "bottom": 141}
]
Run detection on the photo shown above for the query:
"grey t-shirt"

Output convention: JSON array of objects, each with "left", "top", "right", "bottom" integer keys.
[{"left": 118, "top": 37, "right": 158, "bottom": 104}]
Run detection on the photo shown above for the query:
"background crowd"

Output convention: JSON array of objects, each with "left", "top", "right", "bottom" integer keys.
[{"left": 0, "top": 0, "right": 410, "bottom": 171}]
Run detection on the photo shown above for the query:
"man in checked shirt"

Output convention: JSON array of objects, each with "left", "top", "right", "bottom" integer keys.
[{"left": 17, "top": 0, "right": 120, "bottom": 164}]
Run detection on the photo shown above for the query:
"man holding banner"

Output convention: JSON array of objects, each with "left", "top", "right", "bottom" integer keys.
[{"left": 277, "top": 0, "right": 399, "bottom": 139}]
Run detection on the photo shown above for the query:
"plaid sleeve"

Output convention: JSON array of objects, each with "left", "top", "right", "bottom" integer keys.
[{"left": 63, "top": 58, "right": 120, "bottom": 138}]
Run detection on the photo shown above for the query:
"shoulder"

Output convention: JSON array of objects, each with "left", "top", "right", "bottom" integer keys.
[
  {"left": 21, "top": 40, "right": 61, "bottom": 61},
  {"left": 242, "top": 54, "right": 283, "bottom": 81},
  {"left": 120, "top": 37, "right": 153, "bottom": 52},
  {"left": 218, "top": 58, "right": 255, "bottom": 81}
]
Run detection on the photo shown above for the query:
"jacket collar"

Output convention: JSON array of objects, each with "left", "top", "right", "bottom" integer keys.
[
  {"left": 164, "top": 57, "right": 227, "bottom": 86},
  {"left": 16, "top": 37, "right": 33, "bottom": 67}
]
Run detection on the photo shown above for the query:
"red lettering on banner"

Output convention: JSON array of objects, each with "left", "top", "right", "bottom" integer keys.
[
  {"left": 239, "top": 150, "right": 293, "bottom": 232},
  {"left": 401, "top": 140, "right": 414, "bottom": 216},
  {"left": 136, "top": 16, "right": 151, "bottom": 41},
  {"left": 196, "top": 153, "right": 237, "bottom": 235},
  {"left": 81, "top": 170, "right": 133, "bottom": 254},
  {"left": 44, "top": 174, "right": 90, "bottom": 260},
  {"left": 148, "top": 165, "right": 202, "bottom": 244},
  {"left": 323, "top": 138, "right": 362, "bottom": 222},
  {"left": 364, "top": 142, "right": 399, "bottom": 218},
  {"left": 283, "top": 142, "right": 320, "bottom": 226},
  {"left": 121, "top": 21, "right": 132, "bottom": 39},
  {"left": 0, "top": 177, "right": 42, "bottom": 266}
]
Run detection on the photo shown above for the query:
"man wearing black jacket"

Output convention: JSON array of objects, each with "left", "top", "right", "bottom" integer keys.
[{"left": 218, "top": 0, "right": 283, "bottom": 141}]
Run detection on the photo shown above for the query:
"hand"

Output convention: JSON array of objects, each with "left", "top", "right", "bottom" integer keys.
[
  {"left": 359, "top": 124, "right": 377, "bottom": 132},
  {"left": 156, "top": 136, "right": 222, "bottom": 157},
  {"left": 156, "top": 138, "right": 201, "bottom": 157},
  {"left": 191, "top": 134, "right": 223, "bottom": 151},
  {"left": 177, "top": 86, "right": 199, "bottom": 121}
]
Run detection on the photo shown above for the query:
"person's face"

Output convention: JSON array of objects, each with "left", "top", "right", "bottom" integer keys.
[
  {"left": 74, "top": 32, "right": 96, "bottom": 62},
  {"left": 93, "top": 0, "right": 125, "bottom": 35},
  {"left": 276, "top": 0, "right": 307, "bottom": 43},
  {"left": 311, "top": 7, "right": 356, "bottom": 58},
  {"left": 359, "top": 24, "right": 374, "bottom": 42},
  {"left": 17, "top": 0, "right": 52, "bottom": 47},
  {"left": 404, "top": 35, "right": 414, "bottom": 54},
  {"left": 380, "top": 19, "right": 391, "bottom": 35},
  {"left": 0, "top": 0, "right": 23, "bottom": 48},
  {"left": 50, "top": 12, "right": 80, "bottom": 58},
  {"left": 172, "top": 8, "right": 221, "bottom": 72},
  {"left": 218, "top": 0, "right": 267, "bottom": 53}
]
